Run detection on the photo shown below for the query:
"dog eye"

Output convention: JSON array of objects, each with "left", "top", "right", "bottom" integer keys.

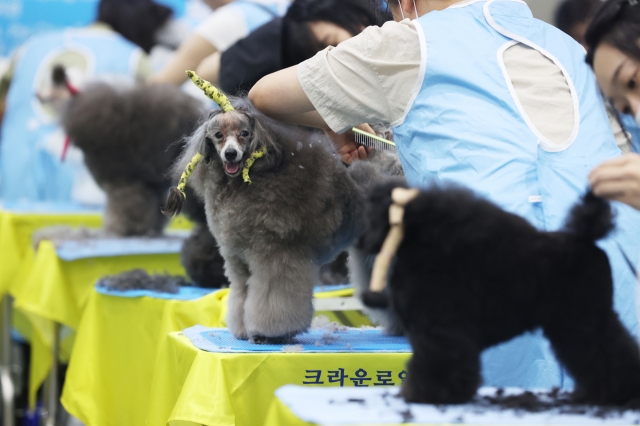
[
  {"left": 240, "top": 130, "right": 250, "bottom": 137},
  {"left": 215, "top": 132, "right": 223, "bottom": 139}
]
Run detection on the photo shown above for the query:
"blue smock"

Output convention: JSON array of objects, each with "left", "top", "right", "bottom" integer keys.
[
  {"left": 393, "top": 0, "right": 640, "bottom": 389},
  {"left": 0, "top": 26, "right": 141, "bottom": 204},
  {"left": 621, "top": 113, "right": 640, "bottom": 153}
]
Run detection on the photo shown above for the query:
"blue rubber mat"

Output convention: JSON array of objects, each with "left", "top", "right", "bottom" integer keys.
[
  {"left": 313, "top": 284, "right": 352, "bottom": 293},
  {"left": 183, "top": 325, "right": 412, "bottom": 353},
  {"left": 55, "top": 236, "right": 186, "bottom": 261},
  {"left": 95, "top": 285, "right": 217, "bottom": 300}
]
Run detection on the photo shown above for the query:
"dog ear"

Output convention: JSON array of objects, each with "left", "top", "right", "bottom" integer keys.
[{"left": 204, "top": 137, "right": 214, "bottom": 164}]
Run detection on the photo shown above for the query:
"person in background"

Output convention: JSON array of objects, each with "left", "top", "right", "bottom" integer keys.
[
  {"left": 586, "top": 0, "right": 640, "bottom": 211},
  {"left": 555, "top": 0, "right": 598, "bottom": 48},
  {"left": 249, "top": 0, "right": 640, "bottom": 390},
  {"left": 151, "top": 0, "right": 291, "bottom": 86},
  {"left": 555, "top": 0, "right": 637, "bottom": 154},
  {"left": 215, "top": 0, "right": 390, "bottom": 95},
  {"left": 0, "top": 0, "right": 172, "bottom": 204}
]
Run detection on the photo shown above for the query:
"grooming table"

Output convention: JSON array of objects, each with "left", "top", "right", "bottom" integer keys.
[
  {"left": 264, "top": 386, "right": 640, "bottom": 425},
  {"left": 0, "top": 202, "right": 101, "bottom": 426},
  {"left": 146, "top": 327, "right": 412, "bottom": 426},
  {"left": 11, "top": 234, "right": 188, "bottom": 421},
  {"left": 61, "top": 284, "right": 370, "bottom": 426},
  {"left": 61, "top": 286, "right": 225, "bottom": 426}
]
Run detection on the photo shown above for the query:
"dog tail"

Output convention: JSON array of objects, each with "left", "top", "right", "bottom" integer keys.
[{"left": 564, "top": 190, "right": 615, "bottom": 242}]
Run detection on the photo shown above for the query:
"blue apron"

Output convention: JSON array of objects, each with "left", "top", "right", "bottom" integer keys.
[
  {"left": 0, "top": 27, "right": 141, "bottom": 204},
  {"left": 393, "top": 0, "right": 640, "bottom": 389},
  {"left": 621, "top": 113, "right": 640, "bottom": 153}
]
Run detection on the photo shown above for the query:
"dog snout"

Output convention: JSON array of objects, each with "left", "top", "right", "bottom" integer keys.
[{"left": 224, "top": 149, "right": 238, "bottom": 161}]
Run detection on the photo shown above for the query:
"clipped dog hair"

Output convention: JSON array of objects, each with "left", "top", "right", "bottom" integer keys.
[
  {"left": 359, "top": 183, "right": 640, "bottom": 406},
  {"left": 59, "top": 74, "right": 204, "bottom": 236},
  {"left": 170, "top": 97, "right": 404, "bottom": 342},
  {"left": 98, "top": 269, "right": 186, "bottom": 293}
]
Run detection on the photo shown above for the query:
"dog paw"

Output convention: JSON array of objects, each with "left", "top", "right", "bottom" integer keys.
[{"left": 249, "top": 334, "right": 297, "bottom": 345}]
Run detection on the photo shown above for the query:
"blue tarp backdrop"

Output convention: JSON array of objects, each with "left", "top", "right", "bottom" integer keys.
[{"left": 0, "top": 0, "right": 186, "bottom": 57}]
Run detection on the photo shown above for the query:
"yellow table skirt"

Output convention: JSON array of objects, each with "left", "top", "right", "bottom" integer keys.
[
  {"left": 61, "top": 288, "right": 228, "bottom": 426},
  {"left": 0, "top": 210, "right": 102, "bottom": 296},
  {"left": 147, "top": 332, "right": 411, "bottom": 426},
  {"left": 13, "top": 240, "right": 185, "bottom": 407}
]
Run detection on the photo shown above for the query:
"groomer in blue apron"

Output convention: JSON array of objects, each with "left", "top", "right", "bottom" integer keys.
[
  {"left": 0, "top": 0, "right": 172, "bottom": 204},
  {"left": 249, "top": 0, "right": 640, "bottom": 389}
]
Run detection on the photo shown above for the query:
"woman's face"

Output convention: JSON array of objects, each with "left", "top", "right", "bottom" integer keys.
[
  {"left": 308, "top": 21, "right": 354, "bottom": 48},
  {"left": 593, "top": 41, "right": 640, "bottom": 117}
]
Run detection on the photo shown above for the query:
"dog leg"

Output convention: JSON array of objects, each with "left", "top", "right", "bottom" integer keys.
[
  {"left": 224, "top": 255, "right": 251, "bottom": 340},
  {"left": 243, "top": 251, "right": 317, "bottom": 342},
  {"left": 402, "top": 327, "right": 481, "bottom": 404},
  {"left": 544, "top": 310, "right": 640, "bottom": 405},
  {"left": 103, "top": 183, "right": 168, "bottom": 236}
]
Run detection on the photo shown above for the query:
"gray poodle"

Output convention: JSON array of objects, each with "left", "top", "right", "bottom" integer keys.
[
  {"left": 56, "top": 66, "right": 203, "bottom": 236},
  {"left": 53, "top": 66, "right": 229, "bottom": 290},
  {"left": 164, "top": 81, "right": 402, "bottom": 342}
]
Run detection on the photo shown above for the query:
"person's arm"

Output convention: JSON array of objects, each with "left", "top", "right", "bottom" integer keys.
[
  {"left": 195, "top": 51, "right": 221, "bottom": 84},
  {"left": 589, "top": 153, "right": 640, "bottom": 210},
  {"left": 151, "top": 34, "right": 217, "bottom": 85},
  {"left": 249, "top": 67, "right": 370, "bottom": 163}
]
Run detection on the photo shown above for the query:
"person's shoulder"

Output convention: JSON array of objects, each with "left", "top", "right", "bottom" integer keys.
[
  {"left": 354, "top": 19, "right": 419, "bottom": 49},
  {"left": 335, "top": 19, "right": 419, "bottom": 61}
]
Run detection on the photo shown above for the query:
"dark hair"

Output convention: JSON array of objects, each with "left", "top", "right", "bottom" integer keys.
[
  {"left": 585, "top": 0, "right": 640, "bottom": 65},
  {"left": 97, "top": 0, "right": 173, "bottom": 53},
  {"left": 281, "top": 0, "right": 391, "bottom": 68},
  {"left": 555, "top": 0, "right": 596, "bottom": 35}
]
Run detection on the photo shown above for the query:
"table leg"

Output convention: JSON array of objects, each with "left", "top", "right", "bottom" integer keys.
[
  {"left": 43, "top": 322, "right": 60, "bottom": 426},
  {"left": 1, "top": 294, "right": 15, "bottom": 426}
]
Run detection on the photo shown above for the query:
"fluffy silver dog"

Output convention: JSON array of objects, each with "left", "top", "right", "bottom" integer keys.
[{"left": 165, "top": 98, "right": 401, "bottom": 342}]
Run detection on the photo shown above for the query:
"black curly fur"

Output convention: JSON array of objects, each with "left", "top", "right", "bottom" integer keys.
[
  {"left": 564, "top": 190, "right": 615, "bottom": 242},
  {"left": 360, "top": 183, "right": 640, "bottom": 406}
]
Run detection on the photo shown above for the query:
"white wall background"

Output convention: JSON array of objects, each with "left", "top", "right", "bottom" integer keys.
[{"left": 526, "top": 0, "right": 564, "bottom": 24}]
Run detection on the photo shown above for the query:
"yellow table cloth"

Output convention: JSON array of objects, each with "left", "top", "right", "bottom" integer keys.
[
  {"left": 61, "top": 288, "right": 228, "bottom": 426},
  {"left": 147, "top": 332, "right": 411, "bottom": 426},
  {"left": 13, "top": 240, "right": 186, "bottom": 407},
  {"left": 0, "top": 209, "right": 102, "bottom": 296}
]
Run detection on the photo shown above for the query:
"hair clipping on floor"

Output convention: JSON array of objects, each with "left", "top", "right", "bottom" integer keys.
[
  {"left": 186, "top": 70, "right": 234, "bottom": 113},
  {"left": 162, "top": 152, "right": 204, "bottom": 216}
]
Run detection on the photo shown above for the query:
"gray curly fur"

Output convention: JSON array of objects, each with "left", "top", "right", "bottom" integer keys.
[
  {"left": 60, "top": 81, "right": 205, "bottom": 236},
  {"left": 174, "top": 99, "right": 404, "bottom": 341},
  {"left": 98, "top": 269, "right": 187, "bottom": 293},
  {"left": 179, "top": 187, "right": 229, "bottom": 289}
]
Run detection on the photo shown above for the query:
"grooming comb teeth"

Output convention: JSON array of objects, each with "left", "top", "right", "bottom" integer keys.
[{"left": 352, "top": 127, "right": 396, "bottom": 152}]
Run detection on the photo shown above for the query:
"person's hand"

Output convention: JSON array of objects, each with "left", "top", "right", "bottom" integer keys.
[
  {"left": 589, "top": 153, "right": 640, "bottom": 211},
  {"left": 325, "top": 123, "right": 374, "bottom": 165}
]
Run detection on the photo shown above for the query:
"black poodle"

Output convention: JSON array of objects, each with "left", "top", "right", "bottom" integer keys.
[{"left": 360, "top": 180, "right": 640, "bottom": 406}]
